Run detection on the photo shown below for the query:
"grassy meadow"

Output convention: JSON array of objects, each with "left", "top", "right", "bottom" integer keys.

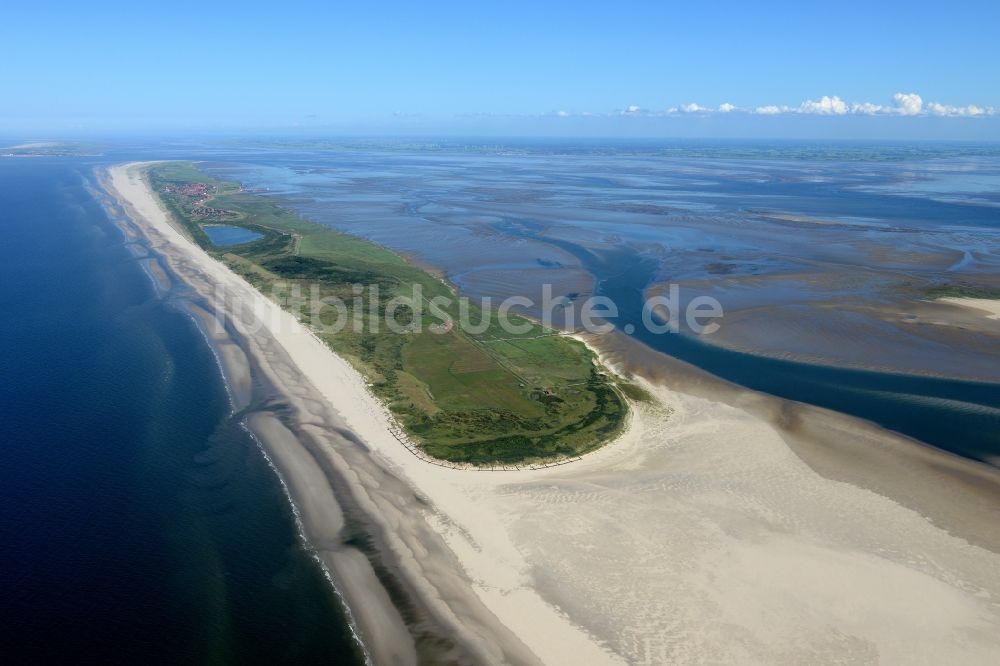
[{"left": 148, "top": 162, "right": 628, "bottom": 464}]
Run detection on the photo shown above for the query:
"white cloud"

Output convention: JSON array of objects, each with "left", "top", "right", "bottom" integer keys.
[
  {"left": 798, "top": 95, "right": 849, "bottom": 115},
  {"left": 851, "top": 102, "right": 886, "bottom": 115},
  {"left": 893, "top": 92, "right": 923, "bottom": 116},
  {"left": 926, "top": 102, "right": 991, "bottom": 117},
  {"left": 680, "top": 102, "right": 708, "bottom": 113},
  {"left": 603, "top": 92, "right": 994, "bottom": 119},
  {"left": 555, "top": 110, "right": 570, "bottom": 117}
]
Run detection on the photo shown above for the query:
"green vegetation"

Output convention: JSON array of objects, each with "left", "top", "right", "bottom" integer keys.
[
  {"left": 148, "top": 162, "right": 629, "bottom": 464},
  {"left": 925, "top": 283, "right": 1000, "bottom": 300},
  {"left": 616, "top": 381, "right": 653, "bottom": 403}
]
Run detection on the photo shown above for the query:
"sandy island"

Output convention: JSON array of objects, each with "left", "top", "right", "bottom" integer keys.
[{"left": 106, "top": 162, "right": 1000, "bottom": 665}]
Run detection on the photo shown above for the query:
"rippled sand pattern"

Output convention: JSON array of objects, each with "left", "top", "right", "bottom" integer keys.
[{"left": 491, "top": 388, "right": 1000, "bottom": 664}]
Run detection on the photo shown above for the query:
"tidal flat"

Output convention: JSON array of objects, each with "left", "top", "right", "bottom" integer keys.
[{"left": 199, "top": 144, "right": 1000, "bottom": 464}]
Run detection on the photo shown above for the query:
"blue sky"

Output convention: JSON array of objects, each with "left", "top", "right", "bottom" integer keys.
[{"left": 4, "top": 0, "right": 999, "bottom": 138}]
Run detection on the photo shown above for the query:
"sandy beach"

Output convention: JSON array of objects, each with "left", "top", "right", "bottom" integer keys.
[
  {"left": 940, "top": 297, "right": 1000, "bottom": 321},
  {"left": 107, "top": 162, "right": 1000, "bottom": 665}
]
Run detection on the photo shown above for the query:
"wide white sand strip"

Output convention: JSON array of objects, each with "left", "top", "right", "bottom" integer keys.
[
  {"left": 940, "top": 296, "right": 1000, "bottom": 321},
  {"left": 108, "top": 162, "right": 1000, "bottom": 665},
  {"left": 105, "top": 162, "right": 575, "bottom": 664}
]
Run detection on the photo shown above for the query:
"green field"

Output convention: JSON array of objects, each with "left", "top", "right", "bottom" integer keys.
[
  {"left": 148, "top": 162, "right": 628, "bottom": 464},
  {"left": 924, "top": 283, "right": 1000, "bottom": 301}
]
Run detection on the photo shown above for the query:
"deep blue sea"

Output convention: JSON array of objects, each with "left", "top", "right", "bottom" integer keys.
[{"left": 0, "top": 159, "right": 362, "bottom": 664}]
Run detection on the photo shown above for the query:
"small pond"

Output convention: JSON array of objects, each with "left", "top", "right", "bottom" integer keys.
[{"left": 204, "top": 224, "right": 263, "bottom": 246}]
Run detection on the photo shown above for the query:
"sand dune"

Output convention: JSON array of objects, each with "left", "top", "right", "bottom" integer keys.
[{"left": 108, "top": 162, "right": 1000, "bottom": 665}]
